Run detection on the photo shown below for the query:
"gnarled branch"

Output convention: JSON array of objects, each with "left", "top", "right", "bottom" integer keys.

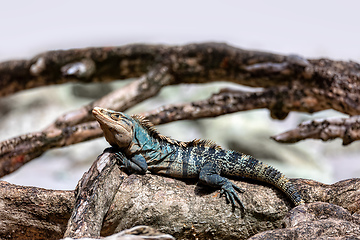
[
  {"left": 272, "top": 115, "right": 360, "bottom": 145},
  {"left": 1, "top": 43, "right": 360, "bottom": 178}
]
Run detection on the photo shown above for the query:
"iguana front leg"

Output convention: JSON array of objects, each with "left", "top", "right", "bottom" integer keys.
[
  {"left": 199, "top": 162, "right": 245, "bottom": 208},
  {"left": 117, "top": 153, "right": 148, "bottom": 174}
]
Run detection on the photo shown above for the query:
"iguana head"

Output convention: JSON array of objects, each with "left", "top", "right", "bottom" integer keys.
[{"left": 92, "top": 107, "right": 134, "bottom": 148}]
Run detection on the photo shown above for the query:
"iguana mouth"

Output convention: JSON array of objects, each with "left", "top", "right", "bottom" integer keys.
[
  {"left": 92, "top": 107, "right": 102, "bottom": 115},
  {"left": 92, "top": 107, "right": 111, "bottom": 123}
]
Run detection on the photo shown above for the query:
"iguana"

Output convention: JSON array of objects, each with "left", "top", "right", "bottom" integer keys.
[{"left": 92, "top": 107, "right": 305, "bottom": 208}]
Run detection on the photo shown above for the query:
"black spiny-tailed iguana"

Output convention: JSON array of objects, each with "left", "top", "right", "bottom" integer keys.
[{"left": 92, "top": 107, "right": 305, "bottom": 208}]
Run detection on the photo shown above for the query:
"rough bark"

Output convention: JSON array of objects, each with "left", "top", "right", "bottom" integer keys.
[
  {"left": 0, "top": 181, "right": 73, "bottom": 239},
  {"left": 1, "top": 172, "right": 360, "bottom": 239},
  {"left": 63, "top": 226, "right": 175, "bottom": 240},
  {"left": 64, "top": 148, "right": 126, "bottom": 238},
  {"left": 249, "top": 202, "right": 360, "bottom": 239}
]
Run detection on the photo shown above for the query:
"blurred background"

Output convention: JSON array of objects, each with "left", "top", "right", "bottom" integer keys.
[{"left": 1, "top": 0, "right": 360, "bottom": 189}]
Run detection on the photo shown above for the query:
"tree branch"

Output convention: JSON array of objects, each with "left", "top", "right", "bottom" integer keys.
[
  {"left": 3, "top": 43, "right": 360, "bottom": 117},
  {"left": 0, "top": 121, "right": 102, "bottom": 177},
  {"left": 142, "top": 86, "right": 333, "bottom": 124},
  {"left": 1, "top": 175, "right": 360, "bottom": 239},
  {"left": 0, "top": 44, "right": 163, "bottom": 97},
  {"left": 272, "top": 116, "right": 360, "bottom": 145},
  {"left": 64, "top": 148, "right": 126, "bottom": 238},
  {"left": 46, "top": 65, "right": 173, "bottom": 131},
  {"left": 0, "top": 180, "right": 73, "bottom": 239},
  {"left": 249, "top": 202, "right": 360, "bottom": 240},
  {"left": 1, "top": 43, "right": 360, "bottom": 177}
]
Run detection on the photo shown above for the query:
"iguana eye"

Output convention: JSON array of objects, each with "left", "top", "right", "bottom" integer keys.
[{"left": 112, "top": 114, "right": 120, "bottom": 119}]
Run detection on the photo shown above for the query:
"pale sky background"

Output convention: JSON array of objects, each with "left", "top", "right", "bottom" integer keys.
[
  {"left": 1, "top": 0, "right": 359, "bottom": 62},
  {"left": 1, "top": 0, "right": 360, "bottom": 189}
]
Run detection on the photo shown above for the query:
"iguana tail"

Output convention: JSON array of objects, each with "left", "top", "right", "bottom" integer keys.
[{"left": 223, "top": 151, "right": 305, "bottom": 206}]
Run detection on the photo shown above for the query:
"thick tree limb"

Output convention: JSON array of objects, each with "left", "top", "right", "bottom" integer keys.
[
  {"left": 64, "top": 148, "right": 126, "bottom": 238},
  {"left": 63, "top": 149, "right": 175, "bottom": 240},
  {"left": 63, "top": 226, "right": 175, "bottom": 240},
  {"left": 249, "top": 202, "right": 360, "bottom": 239},
  {"left": 0, "top": 181, "right": 73, "bottom": 239},
  {"left": 1, "top": 173, "right": 360, "bottom": 239},
  {"left": 2, "top": 43, "right": 360, "bottom": 116},
  {"left": 0, "top": 44, "right": 162, "bottom": 97},
  {"left": 272, "top": 115, "right": 360, "bottom": 145},
  {"left": 0, "top": 43, "right": 298, "bottom": 97}
]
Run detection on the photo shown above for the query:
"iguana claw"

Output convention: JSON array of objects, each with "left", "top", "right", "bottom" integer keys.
[{"left": 220, "top": 181, "right": 245, "bottom": 209}]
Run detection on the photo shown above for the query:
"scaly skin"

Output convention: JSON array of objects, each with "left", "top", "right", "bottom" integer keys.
[{"left": 92, "top": 107, "right": 305, "bottom": 208}]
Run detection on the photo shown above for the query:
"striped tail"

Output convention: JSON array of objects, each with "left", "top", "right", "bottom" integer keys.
[{"left": 227, "top": 152, "right": 305, "bottom": 206}]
